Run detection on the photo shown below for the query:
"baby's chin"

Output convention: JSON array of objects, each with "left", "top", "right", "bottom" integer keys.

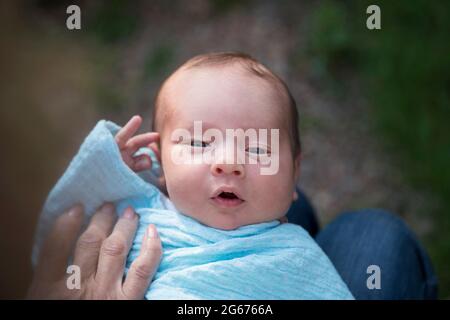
[
  {"left": 189, "top": 212, "right": 280, "bottom": 231},
  {"left": 211, "top": 219, "right": 249, "bottom": 231},
  {"left": 176, "top": 209, "right": 243, "bottom": 230},
  {"left": 194, "top": 214, "right": 242, "bottom": 231},
  {"left": 172, "top": 199, "right": 285, "bottom": 230},
  {"left": 207, "top": 218, "right": 283, "bottom": 231}
]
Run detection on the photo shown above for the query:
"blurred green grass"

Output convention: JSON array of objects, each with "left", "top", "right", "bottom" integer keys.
[
  {"left": 143, "top": 44, "right": 175, "bottom": 80},
  {"left": 305, "top": 0, "right": 450, "bottom": 297},
  {"left": 86, "top": 0, "right": 138, "bottom": 44}
]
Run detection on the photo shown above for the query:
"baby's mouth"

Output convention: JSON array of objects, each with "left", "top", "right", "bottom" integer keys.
[
  {"left": 218, "top": 191, "right": 239, "bottom": 200},
  {"left": 211, "top": 189, "right": 245, "bottom": 208}
]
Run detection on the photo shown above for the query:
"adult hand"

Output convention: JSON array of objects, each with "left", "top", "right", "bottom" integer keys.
[{"left": 27, "top": 203, "right": 162, "bottom": 299}]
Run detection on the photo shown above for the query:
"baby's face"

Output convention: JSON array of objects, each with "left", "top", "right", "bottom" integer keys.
[{"left": 159, "top": 67, "right": 300, "bottom": 230}]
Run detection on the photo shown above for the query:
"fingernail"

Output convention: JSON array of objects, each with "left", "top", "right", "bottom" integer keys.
[
  {"left": 122, "top": 207, "right": 135, "bottom": 220},
  {"left": 147, "top": 224, "right": 158, "bottom": 239},
  {"left": 69, "top": 204, "right": 83, "bottom": 217}
]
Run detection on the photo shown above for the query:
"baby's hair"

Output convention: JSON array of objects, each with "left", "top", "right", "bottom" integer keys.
[{"left": 151, "top": 52, "right": 301, "bottom": 157}]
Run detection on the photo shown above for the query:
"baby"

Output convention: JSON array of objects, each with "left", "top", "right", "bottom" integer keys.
[
  {"left": 33, "top": 52, "right": 353, "bottom": 299},
  {"left": 116, "top": 52, "right": 301, "bottom": 230}
]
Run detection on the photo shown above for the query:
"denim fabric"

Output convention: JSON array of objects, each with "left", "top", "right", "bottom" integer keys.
[{"left": 286, "top": 190, "right": 438, "bottom": 299}]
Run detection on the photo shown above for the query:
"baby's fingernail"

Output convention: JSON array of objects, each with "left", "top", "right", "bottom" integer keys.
[
  {"left": 122, "top": 207, "right": 135, "bottom": 220},
  {"left": 147, "top": 224, "right": 159, "bottom": 239}
]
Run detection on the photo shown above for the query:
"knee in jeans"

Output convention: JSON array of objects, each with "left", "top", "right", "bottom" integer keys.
[
  {"left": 338, "top": 209, "right": 437, "bottom": 299},
  {"left": 323, "top": 208, "right": 418, "bottom": 254},
  {"left": 338, "top": 208, "right": 409, "bottom": 235}
]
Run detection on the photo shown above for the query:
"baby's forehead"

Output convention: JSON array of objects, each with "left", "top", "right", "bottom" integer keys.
[
  {"left": 161, "top": 65, "right": 290, "bottom": 127},
  {"left": 170, "top": 65, "right": 277, "bottom": 93}
]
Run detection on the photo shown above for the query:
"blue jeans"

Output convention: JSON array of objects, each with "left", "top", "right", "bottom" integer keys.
[{"left": 286, "top": 190, "right": 438, "bottom": 299}]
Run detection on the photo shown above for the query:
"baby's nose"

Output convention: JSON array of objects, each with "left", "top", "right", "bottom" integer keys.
[{"left": 211, "top": 162, "right": 245, "bottom": 178}]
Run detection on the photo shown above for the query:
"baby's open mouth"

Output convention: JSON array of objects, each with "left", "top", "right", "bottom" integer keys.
[
  {"left": 211, "top": 189, "right": 245, "bottom": 208},
  {"left": 218, "top": 191, "right": 239, "bottom": 199}
]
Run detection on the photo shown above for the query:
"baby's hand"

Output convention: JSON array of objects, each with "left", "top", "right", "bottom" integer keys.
[{"left": 115, "top": 115, "right": 160, "bottom": 172}]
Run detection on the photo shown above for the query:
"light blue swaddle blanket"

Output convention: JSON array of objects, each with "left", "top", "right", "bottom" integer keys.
[{"left": 32, "top": 120, "right": 353, "bottom": 300}]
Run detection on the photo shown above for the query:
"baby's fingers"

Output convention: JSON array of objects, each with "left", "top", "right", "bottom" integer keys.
[
  {"left": 116, "top": 115, "right": 143, "bottom": 148},
  {"left": 125, "top": 132, "right": 160, "bottom": 155},
  {"left": 131, "top": 154, "right": 152, "bottom": 172}
]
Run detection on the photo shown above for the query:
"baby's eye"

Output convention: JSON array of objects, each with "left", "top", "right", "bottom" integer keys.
[
  {"left": 190, "top": 139, "right": 209, "bottom": 148},
  {"left": 246, "top": 146, "right": 269, "bottom": 155}
]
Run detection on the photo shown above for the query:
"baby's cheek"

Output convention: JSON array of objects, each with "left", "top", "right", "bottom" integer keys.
[
  {"left": 163, "top": 165, "right": 188, "bottom": 199},
  {"left": 165, "top": 164, "right": 206, "bottom": 203},
  {"left": 262, "top": 182, "right": 292, "bottom": 212},
  {"left": 254, "top": 168, "right": 294, "bottom": 212}
]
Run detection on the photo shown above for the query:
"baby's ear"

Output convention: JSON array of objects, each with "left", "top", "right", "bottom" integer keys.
[
  {"left": 148, "top": 140, "right": 161, "bottom": 163},
  {"left": 158, "top": 174, "right": 168, "bottom": 197},
  {"left": 156, "top": 150, "right": 167, "bottom": 195},
  {"left": 294, "top": 152, "right": 302, "bottom": 182}
]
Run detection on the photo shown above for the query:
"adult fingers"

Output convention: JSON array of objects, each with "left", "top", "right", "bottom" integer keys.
[
  {"left": 95, "top": 207, "right": 139, "bottom": 288},
  {"left": 115, "top": 115, "right": 142, "bottom": 148},
  {"left": 122, "top": 224, "right": 162, "bottom": 299},
  {"left": 35, "top": 205, "right": 84, "bottom": 282},
  {"left": 73, "top": 203, "right": 116, "bottom": 280}
]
